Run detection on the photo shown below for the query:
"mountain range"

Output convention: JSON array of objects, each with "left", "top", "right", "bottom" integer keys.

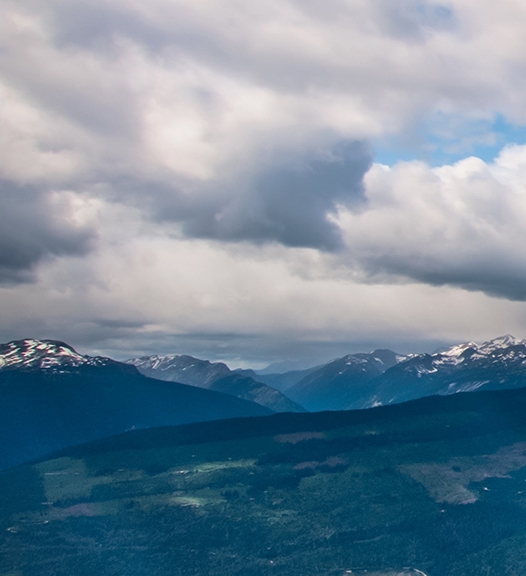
[
  {"left": 126, "top": 354, "right": 304, "bottom": 413},
  {"left": 0, "top": 339, "right": 271, "bottom": 470},
  {"left": 127, "top": 335, "right": 526, "bottom": 414},
  {"left": 284, "top": 348, "right": 406, "bottom": 410},
  {"left": 271, "top": 335, "right": 526, "bottom": 411},
  {"left": 5, "top": 334, "right": 526, "bottom": 472},
  {"left": 5, "top": 335, "right": 526, "bottom": 573}
]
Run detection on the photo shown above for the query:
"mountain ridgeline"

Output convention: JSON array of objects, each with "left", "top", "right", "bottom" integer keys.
[
  {"left": 366, "top": 334, "right": 526, "bottom": 404},
  {"left": 276, "top": 335, "right": 526, "bottom": 411},
  {"left": 126, "top": 354, "right": 305, "bottom": 413},
  {"left": 285, "top": 348, "right": 404, "bottom": 411},
  {"left": 0, "top": 339, "right": 271, "bottom": 470},
  {"left": 127, "top": 335, "right": 526, "bottom": 413}
]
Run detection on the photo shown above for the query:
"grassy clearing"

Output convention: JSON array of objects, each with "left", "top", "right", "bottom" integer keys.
[{"left": 401, "top": 441, "right": 526, "bottom": 504}]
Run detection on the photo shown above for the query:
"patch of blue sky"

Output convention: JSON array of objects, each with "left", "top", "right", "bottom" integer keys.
[
  {"left": 383, "top": 1, "right": 455, "bottom": 39},
  {"left": 374, "top": 114, "right": 526, "bottom": 168},
  {"left": 415, "top": 2, "right": 454, "bottom": 28}
]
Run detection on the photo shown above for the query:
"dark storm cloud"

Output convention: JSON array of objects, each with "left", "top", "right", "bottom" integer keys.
[
  {"left": 59, "top": 139, "right": 370, "bottom": 253},
  {"left": 182, "top": 141, "right": 373, "bottom": 251},
  {"left": 365, "top": 253, "right": 526, "bottom": 302},
  {"left": 94, "top": 318, "right": 148, "bottom": 329},
  {"left": 0, "top": 180, "right": 94, "bottom": 284}
]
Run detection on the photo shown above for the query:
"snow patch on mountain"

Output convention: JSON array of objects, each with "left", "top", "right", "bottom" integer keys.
[
  {"left": 446, "top": 380, "right": 491, "bottom": 393},
  {"left": 430, "top": 335, "right": 526, "bottom": 368},
  {"left": 0, "top": 339, "right": 114, "bottom": 372}
]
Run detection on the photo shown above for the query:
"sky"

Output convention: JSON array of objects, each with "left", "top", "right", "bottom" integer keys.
[{"left": 3, "top": 0, "right": 526, "bottom": 368}]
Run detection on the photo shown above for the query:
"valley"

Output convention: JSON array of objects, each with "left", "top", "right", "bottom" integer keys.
[{"left": 3, "top": 388, "right": 526, "bottom": 574}]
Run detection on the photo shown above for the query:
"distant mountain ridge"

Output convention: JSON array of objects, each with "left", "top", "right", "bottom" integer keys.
[
  {"left": 126, "top": 354, "right": 231, "bottom": 386},
  {"left": 0, "top": 339, "right": 303, "bottom": 415},
  {"left": 127, "top": 354, "right": 305, "bottom": 413},
  {"left": 235, "top": 366, "right": 322, "bottom": 392},
  {"left": 285, "top": 348, "right": 408, "bottom": 411},
  {"left": 365, "top": 334, "right": 526, "bottom": 407},
  {"left": 271, "top": 335, "right": 526, "bottom": 412},
  {"left": 0, "top": 339, "right": 272, "bottom": 470},
  {"left": 6, "top": 335, "right": 526, "bottom": 420}
]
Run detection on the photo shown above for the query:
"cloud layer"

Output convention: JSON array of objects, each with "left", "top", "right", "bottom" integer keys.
[{"left": 2, "top": 0, "right": 526, "bottom": 361}]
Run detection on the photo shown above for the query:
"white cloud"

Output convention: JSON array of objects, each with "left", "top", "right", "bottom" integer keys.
[
  {"left": 336, "top": 146, "right": 526, "bottom": 299},
  {"left": 4, "top": 0, "right": 526, "bottom": 188}
]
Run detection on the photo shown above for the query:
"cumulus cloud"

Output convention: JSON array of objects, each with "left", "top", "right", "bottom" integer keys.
[
  {"left": 5, "top": 0, "right": 526, "bottom": 189},
  {"left": 337, "top": 145, "right": 526, "bottom": 300}
]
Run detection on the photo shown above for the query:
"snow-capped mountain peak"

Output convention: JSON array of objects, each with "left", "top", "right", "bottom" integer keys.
[
  {"left": 435, "top": 335, "right": 526, "bottom": 365},
  {"left": 0, "top": 339, "right": 115, "bottom": 372},
  {"left": 127, "top": 354, "right": 221, "bottom": 373},
  {"left": 477, "top": 334, "right": 526, "bottom": 353},
  {"left": 440, "top": 341, "right": 477, "bottom": 358},
  {"left": 125, "top": 354, "right": 233, "bottom": 387}
]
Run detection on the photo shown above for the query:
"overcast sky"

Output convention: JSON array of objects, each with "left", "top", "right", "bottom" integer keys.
[{"left": 3, "top": 0, "right": 526, "bottom": 367}]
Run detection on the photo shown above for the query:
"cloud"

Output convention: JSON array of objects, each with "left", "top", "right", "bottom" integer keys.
[
  {"left": 4, "top": 0, "right": 526, "bottom": 360},
  {"left": 180, "top": 140, "right": 372, "bottom": 250},
  {"left": 3, "top": 0, "right": 526, "bottom": 198},
  {"left": 3, "top": 228, "right": 526, "bottom": 365},
  {"left": 5, "top": 0, "right": 526, "bottom": 191},
  {"left": 337, "top": 146, "right": 526, "bottom": 300},
  {"left": 0, "top": 180, "right": 95, "bottom": 284},
  {"left": 371, "top": 0, "right": 455, "bottom": 42}
]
